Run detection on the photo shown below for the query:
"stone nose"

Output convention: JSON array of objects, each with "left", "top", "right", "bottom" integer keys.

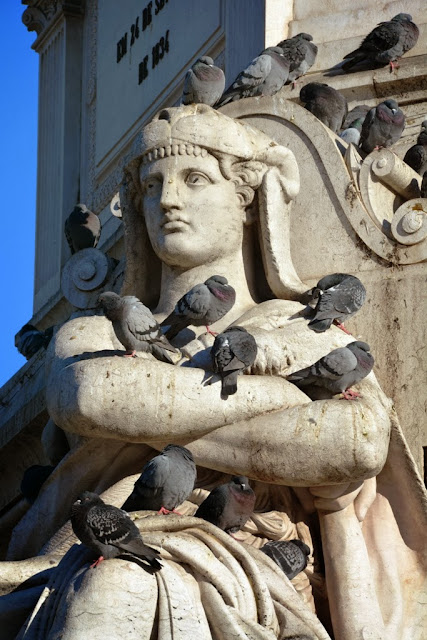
[{"left": 160, "top": 178, "right": 182, "bottom": 211}]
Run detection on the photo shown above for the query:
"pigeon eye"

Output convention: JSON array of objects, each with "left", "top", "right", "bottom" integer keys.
[{"left": 186, "top": 172, "right": 211, "bottom": 187}]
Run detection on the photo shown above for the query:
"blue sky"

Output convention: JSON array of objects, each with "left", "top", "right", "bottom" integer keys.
[{"left": 0, "top": 5, "right": 38, "bottom": 386}]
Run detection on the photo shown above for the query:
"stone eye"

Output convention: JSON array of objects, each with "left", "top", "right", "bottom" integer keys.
[
  {"left": 186, "top": 172, "right": 210, "bottom": 187},
  {"left": 143, "top": 177, "right": 162, "bottom": 196}
]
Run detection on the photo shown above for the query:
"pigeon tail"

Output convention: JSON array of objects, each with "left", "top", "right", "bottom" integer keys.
[
  {"left": 308, "top": 317, "right": 333, "bottom": 332},
  {"left": 221, "top": 371, "right": 238, "bottom": 396}
]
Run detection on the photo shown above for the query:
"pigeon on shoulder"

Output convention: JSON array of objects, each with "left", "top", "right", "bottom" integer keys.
[
  {"left": 71, "top": 491, "right": 162, "bottom": 570},
  {"left": 403, "top": 121, "right": 427, "bottom": 175},
  {"left": 122, "top": 444, "right": 196, "bottom": 514},
  {"left": 65, "top": 204, "right": 101, "bottom": 254},
  {"left": 359, "top": 99, "right": 405, "bottom": 153},
  {"left": 211, "top": 326, "right": 257, "bottom": 396},
  {"left": 287, "top": 341, "right": 374, "bottom": 400},
  {"left": 277, "top": 33, "right": 318, "bottom": 88},
  {"left": 182, "top": 56, "right": 225, "bottom": 106},
  {"left": 261, "top": 539, "right": 310, "bottom": 580},
  {"left": 98, "top": 292, "right": 178, "bottom": 363},
  {"left": 195, "top": 476, "right": 255, "bottom": 534},
  {"left": 299, "top": 83, "right": 347, "bottom": 134},
  {"left": 161, "top": 275, "right": 236, "bottom": 340}
]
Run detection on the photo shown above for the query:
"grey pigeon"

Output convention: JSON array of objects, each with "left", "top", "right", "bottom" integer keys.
[
  {"left": 216, "top": 47, "right": 289, "bottom": 107},
  {"left": 277, "top": 33, "right": 318, "bottom": 87},
  {"left": 195, "top": 476, "right": 256, "bottom": 534},
  {"left": 65, "top": 204, "right": 101, "bottom": 254},
  {"left": 339, "top": 118, "right": 364, "bottom": 147},
  {"left": 182, "top": 56, "right": 225, "bottom": 106},
  {"left": 261, "top": 539, "right": 310, "bottom": 580},
  {"left": 15, "top": 324, "right": 54, "bottom": 360},
  {"left": 161, "top": 275, "right": 236, "bottom": 340},
  {"left": 71, "top": 491, "right": 162, "bottom": 570},
  {"left": 403, "top": 121, "right": 427, "bottom": 175},
  {"left": 211, "top": 326, "right": 257, "bottom": 396},
  {"left": 98, "top": 291, "right": 178, "bottom": 363},
  {"left": 299, "top": 83, "right": 347, "bottom": 134},
  {"left": 421, "top": 171, "right": 427, "bottom": 198},
  {"left": 342, "top": 104, "right": 370, "bottom": 130},
  {"left": 287, "top": 341, "right": 374, "bottom": 400},
  {"left": 342, "top": 14, "right": 419, "bottom": 72},
  {"left": 359, "top": 99, "right": 405, "bottom": 153},
  {"left": 122, "top": 444, "right": 196, "bottom": 514},
  {"left": 305, "top": 273, "right": 366, "bottom": 334},
  {"left": 20, "top": 465, "right": 55, "bottom": 504}
]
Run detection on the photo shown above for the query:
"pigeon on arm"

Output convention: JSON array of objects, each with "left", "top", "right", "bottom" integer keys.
[
  {"left": 122, "top": 444, "right": 196, "bottom": 514},
  {"left": 195, "top": 476, "right": 255, "bottom": 534},
  {"left": 98, "top": 292, "right": 178, "bottom": 363},
  {"left": 304, "top": 273, "right": 366, "bottom": 334},
  {"left": 64, "top": 204, "right": 101, "bottom": 254},
  {"left": 287, "top": 341, "right": 374, "bottom": 400},
  {"left": 182, "top": 56, "right": 225, "bottom": 106},
  {"left": 71, "top": 492, "right": 162, "bottom": 570},
  {"left": 261, "top": 539, "right": 310, "bottom": 580},
  {"left": 161, "top": 275, "right": 236, "bottom": 340},
  {"left": 403, "top": 121, "right": 427, "bottom": 175},
  {"left": 359, "top": 100, "right": 405, "bottom": 153},
  {"left": 216, "top": 47, "right": 289, "bottom": 107},
  {"left": 342, "top": 13, "right": 419, "bottom": 73},
  {"left": 299, "top": 83, "right": 347, "bottom": 134},
  {"left": 211, "top": 326, "right": 257, "bottom": 396},
  {"left": 277, "top": 33, "right": 318, "bottom": 88}
]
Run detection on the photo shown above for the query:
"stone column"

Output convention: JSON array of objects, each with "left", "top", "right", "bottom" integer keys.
[{"left": 22, "top": 0, "right": 85, "bottom": 322}]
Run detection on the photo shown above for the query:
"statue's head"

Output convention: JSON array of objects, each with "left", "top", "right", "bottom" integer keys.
[{"left": 121, "top": 104, "right": 305, "bottom": 304}]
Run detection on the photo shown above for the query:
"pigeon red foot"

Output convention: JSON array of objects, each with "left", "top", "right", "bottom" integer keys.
[
  {"left": 341, "top": 389, "right": 361, "bottom": 400},
  {"left": 90, "top": 555, "right": 105, "bottom": 568}
]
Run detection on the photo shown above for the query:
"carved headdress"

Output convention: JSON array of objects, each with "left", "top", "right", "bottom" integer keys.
[{"left": 120, "top": 104, "right": 306, "bottom": 304}]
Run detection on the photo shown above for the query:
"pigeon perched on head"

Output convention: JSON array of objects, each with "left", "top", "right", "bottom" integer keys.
[
  {"left": 287, "top": 341, "right": 374, "bottom": 400},
  {"left": 299, "top": 83, "right": 348, "bottom": 134},
  {"left": 71, "top": 491, "right": 162, "bottom": 570},
  {"left": 98, "top": 292, "right": 178, "bottom": 363},
  {"left": 261, "top": 539, "right": 310, "bottom": 580},
  {"left": 161, "top": 275, "right": 236, "bottom": 340},
  {"left": 277, "top": 33, "right": 318, "bottom": 88},
  {"left": 359, "top": 99, "right": 405, "bottom": 153},
  {"left": 182, "top": 56, "right": 225, "bottom": 106},
  {"left": 216, "top": 47, "right": 289, "bottom": 107},
  {"left": 342, "top": 104, "right": 370, "bottom": 130},
  {"left": 15, "top": 324, "right": 54, "bottom": 360},
  {"left": 122, "top": 444, "right": 196, "bottom": 514},
  {"left": 195, "top": 476, "right": 255, "bottom": 534},
  {"left": 403, "top": 121, "right": 427, "bottom": 175},
  {"left": 304, "top": 273, "right": 366, "bottom": 334},
  {"left": 64, "top": 204, "right": 101, "bottom": 254},
  {"left": 339, "top": 118, "right": 364, "bottom": 147},
  {"left": 20, "top": 464, "right": 55, "bottom": 504},
  {"left": 342, "top": 14, "right": 419, "bottom": 73},
  {"left": 211, "top": 326, "right": 257, "bottom": 396}
]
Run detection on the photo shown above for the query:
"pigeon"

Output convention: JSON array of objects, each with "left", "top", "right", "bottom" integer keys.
[
  {"left": 15, "top": 324, "right": 54, "bottom": 360},
  {"left": 277, "top": 33, "right": 318, "bottom": 88},
  {"left": 421, "top": 171, "right": 427, "bottom": 198},
  {"left": 403, "top": 121, "right": 427, "bottom": 175},
  {"left": 342, "top": 14, "right": 419, "bottom": 73},
  {"left": 287, "top": 341, "right": 374, "bottom": 400},
  {"left": 98, "top": 292, "right": 178, "bottom": 363},
  {"left": 304, "top": 273, "right": 366, "bottom": 334},
  {"left": 216, "top": 47, "right": 289, "bottom": 107},
  {"left": 182, "top": 56, "right": 225, "bottom": 106},
  {"left": 20, "top": 465, "right": 55, "bottom": 504},
  {"left": 161, "top": 275, "right": 236, "bottom": 340},
  {"left": 64, "top": 204, "right": 101, "bottom": 254},
  {"left": 71, "top": 491, "right": 162, "bottom": 570},
  {"left": 299, "top": 83, "right": 347, "bottom": 134},
  {"left": 339, "top": 118, "right": 364, "bottom": 147},
  {"left": 359, "top": 99, "right": 405, "bottom": 153},
  {"left": 261, "top": 539, "right": 311, "bottom": 580},
  {"left": 342, "top": 104, "right": 370, "bottom": 130},
  {"left": 211, "top": 326, "right": 257, "bottom": 396},
  {"left": 122, "top": 444, "right": 196, "bottom": 514},
  {"left": 195, "top": 476, "right": 256, "bottom": 534}
]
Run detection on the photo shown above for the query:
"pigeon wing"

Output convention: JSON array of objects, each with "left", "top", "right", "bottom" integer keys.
[
  {"left": 319, "top": 347, "right": 358, "bottom": 379},
  {"left": 87, "top": 504, "right": 136, "bottom": 546},
  {"left": 182, "top": 69, "right": 194, "bottom": 104},
  {"left": 125, "top": 301, "right": 161, "bottom": 344}
]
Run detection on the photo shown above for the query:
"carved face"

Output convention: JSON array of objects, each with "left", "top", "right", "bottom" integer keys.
[{"left": 139, "top": 154, "right": 246, "bottom": 269}]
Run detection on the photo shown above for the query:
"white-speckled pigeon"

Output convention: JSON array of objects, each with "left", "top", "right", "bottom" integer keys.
[
  {"left": 277, "top": 33, "right": 318, "bottom": 88},
  {"left": 211, "top": 326, "right": 257, "bottom": 396},
  {"left": 195, "top": 476, "right": 255, "bottom": 534},
  {"left": 161, "top": 275, "right": 236, "bottom": 340},
  {"left": 71, "top": 491, "right": 162, "bottom": 569},
  {"left": 403, "top": 121, "right": 427, "bottom": 175},
  {"left": 342, "top": 105, "right": 370, "bottom": 130},
  {"left": 359, "top": 99, "right": 405, "bottom": 153},
  {"left": 64, "top": 204, "right": 101, "bottom": 254},
  {"left": 339, "top": 118, "right": 364, "bottom": 147},
  {"left": 342, "top": 14, "right": 419, "bottom": 73},
  {"left": 305, "top": 273, "right": 366, "bottom": 334},
  {"left": 261, "top": 539, "right": 311, "bottom": 580},
  {"left": 182, "top": 56, "right": 225, "bottom": 106},
  {"left": 122, "top": 444, "right": 196, "bottom": 514},
  {"left": 15, "top": 324, "right": 54, "bottom": 360},
  {"left": 98, "top": 292, "right": 178, "bottom": 363},
  {"left": 216, "top": 47, "right": 289, "bottom": 107},
  {"left": 287, "top": 341, "right": 374, "bottom": 400},
  {"left": 299, "top": 82, "right": 348, "bottom": 134}
]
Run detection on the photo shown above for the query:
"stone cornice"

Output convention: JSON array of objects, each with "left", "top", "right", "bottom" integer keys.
[{"left": 22, "top": 0, "right": 84, "bottom": 49}]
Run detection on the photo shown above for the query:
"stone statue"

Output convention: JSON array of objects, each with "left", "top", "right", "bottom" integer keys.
[{"left": 1, "top": 104, "right": 426, "bottom": 640}]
